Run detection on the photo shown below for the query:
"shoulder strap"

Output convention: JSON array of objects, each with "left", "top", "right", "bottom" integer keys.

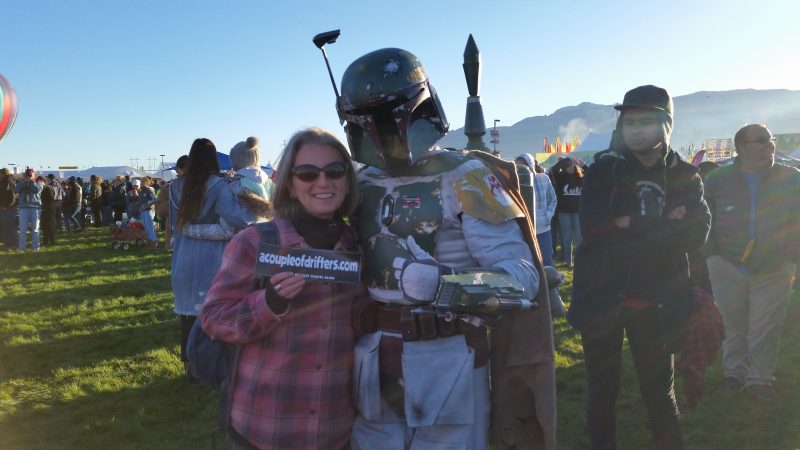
[
  {"left": 254, "top": 221, "right": 279, "bottom": 291},
  {"left": 256, "top": 220, "right": 278, "bottom": 246}
]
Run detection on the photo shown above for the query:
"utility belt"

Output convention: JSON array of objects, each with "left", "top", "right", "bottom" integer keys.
[{"left": 355, "top": 300, "right": 473, "bottom": 342}]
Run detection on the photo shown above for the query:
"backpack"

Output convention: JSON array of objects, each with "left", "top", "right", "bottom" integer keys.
[
  {"left": 185, "top": 221, "right": 278, "bottom": 434},
  {"left": 0, "top": 178, "right": 17, "bottom": 208}
]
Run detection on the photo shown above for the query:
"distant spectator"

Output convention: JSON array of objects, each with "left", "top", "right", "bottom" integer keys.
[
  {"left": 63, "top": 177, "right": 83, "bottom": 231},
  {"left": 126, "top": 179, "right": 142, "bottom": 220},
  {"left": 88, "top": 175, "right": 103, "bottom": 227},
  {"left": 40, "top": 175, "right": 58, "bottom": 246},
  {"left": 155, "top": 155, "right": 188, "bottom": 251},
  {"left": 169, "top": 139, "right": 250, "bottom": 380},
  {"left": 16, "top": 168, "right": 43, "bottom": 251},
  {"left": 0, "top": 168, "right": 18, "bottom": 249},
  {"left": 516, "top": 153, "right": 564, "bottom": 314},
  {"left": 100, "top": 180, "right": 112, "bottom": 225},
  {"left": 46, "top": 174, "right": 65, "bottom": 235},
  {"left": 138, "top": 177, "right": 158, "bottom": 248},
  {"left": 181, "top": 138, "right": 273, "bottom": 240},
  {"left": 704, "top": 124, "right": 800, "bottom": 400},
  {"left": 109, "top": 176, "right": 127, "bottom": 222},
  {"left": 230, "top": 136, "right": 275, "bottom": 200},
  {"left": 553, "top": 157, "right": 583, "bottom": 266}
]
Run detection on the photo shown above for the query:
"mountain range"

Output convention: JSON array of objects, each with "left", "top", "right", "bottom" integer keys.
[{"left": 437, "top": 89, "right": 800, "bottom": 157}]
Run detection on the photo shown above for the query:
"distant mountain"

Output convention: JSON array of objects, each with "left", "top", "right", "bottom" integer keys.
[{"left": 438, "top": 89, "right": 800, "bottom": 157}]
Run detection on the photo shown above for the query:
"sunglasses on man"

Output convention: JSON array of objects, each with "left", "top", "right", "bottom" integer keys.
[{"left": 291, "top": 161, "right": 348, "bottom": 182}]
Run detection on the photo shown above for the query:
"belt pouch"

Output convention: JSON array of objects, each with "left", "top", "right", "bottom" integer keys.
[{"left": 400, "top": 308, "right": 420, "bottom": 341}]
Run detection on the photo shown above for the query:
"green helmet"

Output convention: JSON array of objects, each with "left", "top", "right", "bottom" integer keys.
[{"left": 338, "top": 48, "right": 449, "bottom": 171}]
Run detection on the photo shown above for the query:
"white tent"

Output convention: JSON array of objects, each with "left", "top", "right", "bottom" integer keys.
[{"left": 40, "top": 166, "right": 150, "bottom": 180}]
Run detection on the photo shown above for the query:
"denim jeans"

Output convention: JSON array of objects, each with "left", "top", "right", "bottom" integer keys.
[
  {"left": 140, "top": 209, "right": 157, "bottom": 241},
  {"left": 558, "top": 212, "right": 582, "bottom": 265},
  {"left": 18, "top": 207, "right": 41, "bottom": 250},
  {"left": 537, "top": 230, "right": 553, "bottom": 266},
  {"left": 65, "top": 204, "right": 82, "bottom": 230},
  {"left": 537, "top": 230, "right": 565, "bottom": 314},
  {"left": 582, "top": 307, "right": 683, "bottom": 450}
]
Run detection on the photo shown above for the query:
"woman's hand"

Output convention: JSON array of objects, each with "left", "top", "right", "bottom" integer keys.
[{"left": 270, "top": 271, "right": 305, "bottom": 299}]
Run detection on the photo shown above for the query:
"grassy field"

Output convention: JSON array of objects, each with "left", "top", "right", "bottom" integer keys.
[{"left": 1, "top": 227, "right": 798, "bottom": 449}]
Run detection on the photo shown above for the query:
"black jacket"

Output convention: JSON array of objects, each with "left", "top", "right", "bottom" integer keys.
[{"left": 567, "top": 149, "right": 711, "bottom": 338}]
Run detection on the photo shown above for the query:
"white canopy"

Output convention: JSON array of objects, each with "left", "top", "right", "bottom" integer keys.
[{"left": 40, "top": 166, "right": 150, "bottom": 180}]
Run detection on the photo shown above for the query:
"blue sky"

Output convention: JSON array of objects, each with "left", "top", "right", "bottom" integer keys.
[{"left": 2, "top": 0, "right": 799, "bottom": 171}]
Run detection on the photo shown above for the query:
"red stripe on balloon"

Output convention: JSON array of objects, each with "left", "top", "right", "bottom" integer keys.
[{"left": 0, "top": 95, "right": 11, "bottom": 137}]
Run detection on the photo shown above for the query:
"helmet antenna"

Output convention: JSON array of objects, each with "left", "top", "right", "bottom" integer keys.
[{"left": 313, "top": 30, "right": 342, "bottom": 100}]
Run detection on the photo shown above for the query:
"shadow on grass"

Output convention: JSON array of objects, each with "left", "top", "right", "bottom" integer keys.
[
  {"left": 554, "top": 297, "right": 800, "bottom": 450},
  {"left": 0, "top": 374, "right": 220, "bottom": 450},
  {"left": 0, "top": 319, "right": 179, "bottom": 382},
  {"left": 0, "top": 274, "right": 172, "bottom": 313}
]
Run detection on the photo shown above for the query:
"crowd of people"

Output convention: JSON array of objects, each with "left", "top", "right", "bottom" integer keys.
[
  {"left": 0, "top": 169, "right": 170, "bottom": 251},
  {"left": 3, "top": 51, "right": 799, "bottom": 450}
]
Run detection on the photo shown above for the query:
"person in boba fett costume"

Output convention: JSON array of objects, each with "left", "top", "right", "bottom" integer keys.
[{"left": 333, "top": 47, "right": 557, "bottom": 449}]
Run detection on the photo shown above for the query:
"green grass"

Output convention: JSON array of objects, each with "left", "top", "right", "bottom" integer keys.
[{"left": 1, "top": 228, "right": 799, "bottom": 449}]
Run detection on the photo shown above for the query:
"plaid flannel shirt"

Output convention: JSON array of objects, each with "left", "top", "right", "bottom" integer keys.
[
  {"left": 533, "top": 172, "right": 557, "bottom": 234},
  {"left": 676, "top": 287, "right": 724, "bottom": 411},
  {"left": 201, "top": 218, "right": 363, "bottom": 450}
]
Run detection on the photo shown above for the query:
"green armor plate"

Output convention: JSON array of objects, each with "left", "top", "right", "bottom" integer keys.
[{"left": 358, "top": 178, "right": 444, "bottom": 291}]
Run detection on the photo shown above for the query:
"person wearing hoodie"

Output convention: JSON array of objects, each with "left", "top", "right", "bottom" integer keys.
[
  {"left": 567, "top": 85, "right": 711, "bottom": 450},
  {"left": 15, "top": 168, "right": 44, "bottom": 251}
]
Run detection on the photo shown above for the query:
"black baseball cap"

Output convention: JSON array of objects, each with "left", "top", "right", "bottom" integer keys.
[{"left": 614, "top": 85, "right": 672, "bottom": 116}]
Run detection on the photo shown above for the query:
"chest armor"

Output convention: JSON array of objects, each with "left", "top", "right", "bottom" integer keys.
[{"left": 357, "top": 175, "right": 444, "bottom": 291}]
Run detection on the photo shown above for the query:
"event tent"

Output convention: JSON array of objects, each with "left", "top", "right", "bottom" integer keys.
[{"left": 39, "top": 166, "right": 150, "bottom": 180}]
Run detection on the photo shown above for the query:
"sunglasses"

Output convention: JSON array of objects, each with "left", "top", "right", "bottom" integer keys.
[{"left": 291, "top": 161, "right": 348, "bottom": 182}]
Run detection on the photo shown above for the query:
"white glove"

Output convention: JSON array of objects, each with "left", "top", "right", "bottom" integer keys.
[{"left": 393, "top": 236, "right": 453, "bottom": 304}]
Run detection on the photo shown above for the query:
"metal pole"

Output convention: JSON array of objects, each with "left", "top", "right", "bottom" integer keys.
[
  {"left": 159, "top": 154, "right": 165, "bottom": 179},
  {"left": 493, "top": 119, "right": 500, "bottom": 154}
]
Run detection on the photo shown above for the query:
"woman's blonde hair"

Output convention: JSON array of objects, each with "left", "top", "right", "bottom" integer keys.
[{"left": 271, "top": 128, "right": 359, "bottom": 219}]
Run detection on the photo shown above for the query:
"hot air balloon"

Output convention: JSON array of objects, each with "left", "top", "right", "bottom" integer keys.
[{"left": 0, "top": 74, "right": 19, "bottom": 144}]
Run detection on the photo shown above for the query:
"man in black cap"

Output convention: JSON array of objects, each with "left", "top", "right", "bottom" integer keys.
[{"left": 567, "top": 85, "right": 711, "bottom": 450}]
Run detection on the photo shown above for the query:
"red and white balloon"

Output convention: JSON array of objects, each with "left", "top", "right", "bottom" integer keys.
[{"left": 0, "top": 74, "right": 19, "bottom": 144}]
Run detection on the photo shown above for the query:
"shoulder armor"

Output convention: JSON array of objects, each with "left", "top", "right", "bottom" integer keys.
[{"left": 453, "top": 159, "right": 524, "bottom": 224}]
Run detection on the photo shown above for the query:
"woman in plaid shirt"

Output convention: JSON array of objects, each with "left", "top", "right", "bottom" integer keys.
[{"left": 201, "top": 128, "right": 363, "bottom": 450}]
